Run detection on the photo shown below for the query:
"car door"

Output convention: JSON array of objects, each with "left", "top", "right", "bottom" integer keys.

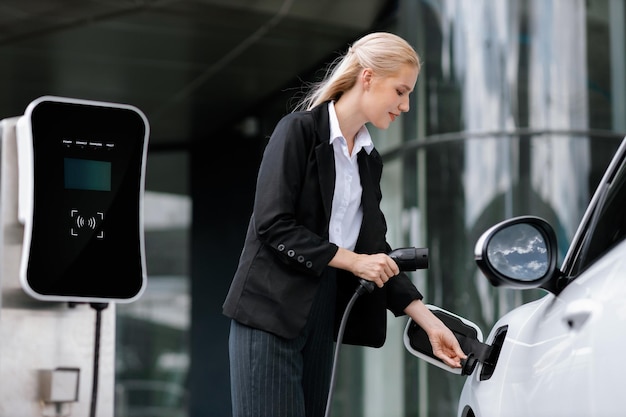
[{"left": 494, "top": 242, "right": 626, "bottom": 417}]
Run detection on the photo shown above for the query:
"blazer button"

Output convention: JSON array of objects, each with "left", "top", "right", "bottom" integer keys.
[
  {"left": 287, "top": 250, "right": 295, "bottom": 257},
  {"left": 278, "top": 244, "right": 285, "bottom": 251},
  {"left": 297, "top": 255, "right": 304, "bottom": 263},
  {"left": 305, "top": 261, "right": 313, "bottom": 268}
]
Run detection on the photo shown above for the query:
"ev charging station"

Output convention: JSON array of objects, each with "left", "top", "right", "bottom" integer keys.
[{"left": 0, "top": 96, "right": 149, "bottom": 416}]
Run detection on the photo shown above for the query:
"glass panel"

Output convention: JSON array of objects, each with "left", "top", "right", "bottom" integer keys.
[{"left": 115, "top": 191, "right": 191, "bottom": 417}]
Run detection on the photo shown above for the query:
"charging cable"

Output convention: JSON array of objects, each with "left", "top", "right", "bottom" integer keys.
[
  {"left": 323, "top": 247, "right": 428, "bottom": 417},
  {"left": 323, "top": 279, "right": 373, "bottom": 417},
  {"left": 89, "top": 302, "right": 109, "bottom": 417}
]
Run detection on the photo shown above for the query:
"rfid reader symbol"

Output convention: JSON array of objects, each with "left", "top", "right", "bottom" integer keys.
[
  {"left": 70, "top": 209, "right": 104, "bottom": 239},
  {"left": 76, "top": 216, "right": 97, "bottom": 229}
]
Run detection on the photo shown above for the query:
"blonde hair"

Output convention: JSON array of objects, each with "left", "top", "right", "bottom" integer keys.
[{"left": 294, "top": 32, "right": 421, "bottom": 111}]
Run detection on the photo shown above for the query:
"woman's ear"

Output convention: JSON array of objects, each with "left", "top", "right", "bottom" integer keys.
[{"left": 361, "top": 68, "right": 373, "bottom": 90}]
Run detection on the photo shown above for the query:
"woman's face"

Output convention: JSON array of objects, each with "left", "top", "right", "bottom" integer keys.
[{"left": 362, "top": 63, "right": 418, "bottom": 130}]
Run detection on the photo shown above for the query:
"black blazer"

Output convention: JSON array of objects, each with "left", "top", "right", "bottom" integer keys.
[{"left": 222, "top": 102, "right": 422, "bottom": 347}]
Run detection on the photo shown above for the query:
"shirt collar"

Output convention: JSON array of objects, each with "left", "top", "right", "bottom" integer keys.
[{"left": 328, "top": 101, "right": 374, "bottom": 155}]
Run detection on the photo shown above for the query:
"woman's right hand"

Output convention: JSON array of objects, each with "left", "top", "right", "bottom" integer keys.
[{"left": 329, "top": 248, "right": 399, "bottom": 288}]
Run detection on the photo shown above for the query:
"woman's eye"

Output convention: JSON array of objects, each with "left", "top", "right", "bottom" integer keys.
[{"left": 397, "top": 89, "right": 404, "bottom": 96}]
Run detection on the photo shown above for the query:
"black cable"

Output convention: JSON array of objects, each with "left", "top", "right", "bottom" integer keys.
[
  {"left": 323, "top": 249, "right": 424, "bottom": 416},
  {"left": 324, "top": 280, "right": 372, "bottom": 417},
  {"left": 89, "top": 302, "right": 109, "bottom": 417}
]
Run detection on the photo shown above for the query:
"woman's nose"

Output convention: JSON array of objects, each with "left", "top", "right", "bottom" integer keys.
[{"left": 399, "top": 98, "right": 410, "bottom": 112}]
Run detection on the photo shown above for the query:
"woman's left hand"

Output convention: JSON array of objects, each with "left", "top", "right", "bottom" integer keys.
[
  {"left": 404, "top": 300, "right": 467, "bottom": 368},
  {"left": 425, "top": 324, "right": 466, "bottom": 368}
]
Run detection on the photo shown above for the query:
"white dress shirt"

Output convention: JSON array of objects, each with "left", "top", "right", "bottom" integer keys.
[{"left": 327, "top": 101, "right": 374, "bottom": 251}]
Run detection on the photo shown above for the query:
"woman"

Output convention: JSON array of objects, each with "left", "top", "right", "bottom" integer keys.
[{"left": 223, "top": 31, "right": 466, "bottom": 417}]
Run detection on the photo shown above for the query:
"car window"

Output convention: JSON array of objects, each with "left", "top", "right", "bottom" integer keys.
[{"left": 569, "top": 154, "right": 626, "bottom": 276}]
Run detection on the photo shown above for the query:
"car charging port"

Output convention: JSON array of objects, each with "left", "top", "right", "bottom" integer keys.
[
  {"left": 479, "top": 325, "right": 508, "bottom": 380},
  {"left": 459, "top": 325, "right": 507, "bottom": 378}
]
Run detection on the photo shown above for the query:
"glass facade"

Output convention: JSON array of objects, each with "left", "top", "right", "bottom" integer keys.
[
  {"left": 115, "top": 190, "right": 191, "bottom": 417},
  {"left": 334, "top": 1, "right": 626, "bottom": 416}
]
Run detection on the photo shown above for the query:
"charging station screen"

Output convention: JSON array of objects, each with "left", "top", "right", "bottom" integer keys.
[{"left": 64, "top": 158, "right": 111, "bottom": 191}]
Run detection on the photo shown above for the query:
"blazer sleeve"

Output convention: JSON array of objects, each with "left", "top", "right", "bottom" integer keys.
[
  {"left": 252, "top": 112, "right": 338, "bottom": 276},
  {"left": 386, "top": 273, "right": 423, "bottom": 316}
]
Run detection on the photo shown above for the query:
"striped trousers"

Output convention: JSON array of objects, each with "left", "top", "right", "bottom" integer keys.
[{"left": 228, "top": 271, "right": 337, "bottom": 417}]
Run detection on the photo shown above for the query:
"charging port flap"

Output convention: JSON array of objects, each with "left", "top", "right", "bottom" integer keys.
[{"left": 403, "top": 305, "right": 485, "bottom": 375}]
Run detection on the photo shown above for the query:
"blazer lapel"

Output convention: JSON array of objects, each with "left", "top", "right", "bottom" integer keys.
[
  {"left": 358, "top": 149, "right": 376, "bottom": 217},
  {"left": 316, "top": 143, "right": 335, "bottom": 223},
  {"left": 311, "top": 102, "right": 336, "bottom": 225}
]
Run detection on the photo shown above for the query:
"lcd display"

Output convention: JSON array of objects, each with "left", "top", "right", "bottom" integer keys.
[{"left": 64, "top": 158, "right": 111, "bottom": 191}]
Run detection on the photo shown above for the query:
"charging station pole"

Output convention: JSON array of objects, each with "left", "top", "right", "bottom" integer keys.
[{"left": 0, "top": 117, "right": 116, "bottom": 416}]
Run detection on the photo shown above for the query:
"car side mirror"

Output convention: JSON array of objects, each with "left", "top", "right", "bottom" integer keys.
[{"left": 475, "top": 215, "right": 559, "bottom": 292}]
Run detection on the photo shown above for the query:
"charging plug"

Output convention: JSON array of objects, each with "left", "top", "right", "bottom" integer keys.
[{"left": 388, "top": 247, "right": 429, "bottom": 271}]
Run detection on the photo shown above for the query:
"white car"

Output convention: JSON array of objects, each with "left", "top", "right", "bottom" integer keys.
[{"left": 404, "top": 136, "right": 626, "bottom": 417}]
